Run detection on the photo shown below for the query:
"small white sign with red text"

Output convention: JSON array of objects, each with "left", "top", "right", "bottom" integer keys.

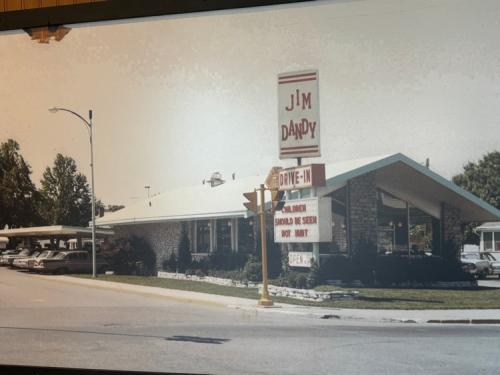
[
  {"left": 278, "top": 69, "right": 320, "bottom": 159},
  {"left": 288, "top": 252, "right": 313, "bottom": 268},
  {"left": 274, "top": 197, "right": 332, "bottom": 243}
]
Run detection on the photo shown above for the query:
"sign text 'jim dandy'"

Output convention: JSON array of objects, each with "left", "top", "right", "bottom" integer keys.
[{"left": 278, "top": 70, "right": 320, "bottom": 159}]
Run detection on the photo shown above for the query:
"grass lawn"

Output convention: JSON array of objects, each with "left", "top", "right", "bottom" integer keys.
[{"left": 73, "top": 274, "right": 500, "bottom": 310}]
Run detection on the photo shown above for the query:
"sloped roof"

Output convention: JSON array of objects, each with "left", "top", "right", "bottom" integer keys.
[
  {"left": 96, "top": 153, "right": 500, "bottom": 226},
  {"left": 96, "top": 175, "right": 265, "bottom": 226}
]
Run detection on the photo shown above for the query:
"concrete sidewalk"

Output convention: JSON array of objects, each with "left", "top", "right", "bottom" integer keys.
[{"left": 37, "top": 274, "right": 500, "bottom": 325}]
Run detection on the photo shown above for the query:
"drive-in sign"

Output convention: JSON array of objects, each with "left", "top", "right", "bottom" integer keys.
[{"left": 278, "top": 69, "right": 320, "bottom": 159}]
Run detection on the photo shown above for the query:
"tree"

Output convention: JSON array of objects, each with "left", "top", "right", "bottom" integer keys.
[
  {"left": 453, "top": 152, "right": 500, "bottom": 209},
  {"left": 453, "top": 152, "right": 500, "bottom": 243},
  {"left": 39, "top": 154, "right": 93, "bottom": 226},
  {"left": 0, "top": 139, "right": 41, "bottom": 228}
]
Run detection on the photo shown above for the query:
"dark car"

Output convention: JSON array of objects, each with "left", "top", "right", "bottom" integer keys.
[{"left": 33, "top": 250, "right": 108, "bottom": 275}]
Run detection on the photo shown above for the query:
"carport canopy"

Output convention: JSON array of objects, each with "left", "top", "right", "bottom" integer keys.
[{"left": 0, "top": 225, "right": 114, "bottom": 238}]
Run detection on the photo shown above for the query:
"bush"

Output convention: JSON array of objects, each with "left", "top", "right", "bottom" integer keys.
[
  {"left": 105, "top": 236, "right": 156, "bottom": 276},
  {"left": 208, "top": 248, "right": 248, "bottom": 271},
  {"left": 306, "top": 262, "right": 321, "bottom": 289},
  {"left": 162, "top": 253, "right": 178, "bottom": 272},
  {"left": 319, "top": 253, "right": 473, "bottom": 286},
  {"left": 243, "top": 256, "right": 262, "bottom": 282},
  {"left": 177, "top": 227, "right": 192, "bottom": 272}
]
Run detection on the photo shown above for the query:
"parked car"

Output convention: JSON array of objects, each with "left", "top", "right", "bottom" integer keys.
[
  {"left": 33, "top": 250, "right": 108, "bottom": 275},
  {"left": 0, "top": 249, "right": 32, "bottom": 266},
  {"left": 12, "top": 250, "right": 44, "bottom": 269},
  {"left": 26, "top": 250, "right": 62, "bottom": 271},
  {"left": 460, "top": 252, "right": 491, "bottom": 278},
  {"left": 478, "top": 252, "right": 500, "bottom": 278}
]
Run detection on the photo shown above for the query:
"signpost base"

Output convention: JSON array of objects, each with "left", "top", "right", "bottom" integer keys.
[{"left": 258, "top": 298, "right": 274, "bottom": 307}]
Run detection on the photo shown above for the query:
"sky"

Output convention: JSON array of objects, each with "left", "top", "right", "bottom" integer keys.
[{"left": 1, "top": 0, "right": 500, "bottom": 207}]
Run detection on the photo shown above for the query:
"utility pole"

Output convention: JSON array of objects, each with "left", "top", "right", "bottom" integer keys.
[{"left": 258, "top": 184, "right": 273, "bottom": 307}]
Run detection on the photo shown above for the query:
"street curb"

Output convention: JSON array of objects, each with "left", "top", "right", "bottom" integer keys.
[
  {"left": 427, "top": 319, "right": 500, "bottom": 324},
  {"left": 29, "top": 273, "right": 500, "bottom": 325}
]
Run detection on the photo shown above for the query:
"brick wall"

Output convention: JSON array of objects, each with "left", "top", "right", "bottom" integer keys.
[
  {"left": 348, "top": 173, "right": 378, "bottom": 253},
  {"left": 113, "top": 222, "right": 183, "bottom": 271}
]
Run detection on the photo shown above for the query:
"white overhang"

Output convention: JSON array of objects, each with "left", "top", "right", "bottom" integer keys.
[{"left": 0, "top": 225, "right": 114, "bottom": 237}]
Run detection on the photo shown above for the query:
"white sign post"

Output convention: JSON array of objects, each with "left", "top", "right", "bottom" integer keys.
[{"left": 278, "top": 70, "right": 320, "bottom": 159}]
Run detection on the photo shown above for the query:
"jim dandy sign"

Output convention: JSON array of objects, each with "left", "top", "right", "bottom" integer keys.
[
  {"left": 274, "top": 197, "right": 332, "bottom": 243},
  {"left": 278, "top": 70, "right": 320, "bottom": 159}
]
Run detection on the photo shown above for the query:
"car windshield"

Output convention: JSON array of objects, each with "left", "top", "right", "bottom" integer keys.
[
  {"left": 53, "top": 253, "right": 67, "bottom": 260},
  {"left": 463, "top": 254, "right": 480, "bottom": 259}
]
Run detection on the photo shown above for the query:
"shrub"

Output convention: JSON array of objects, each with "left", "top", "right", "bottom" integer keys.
[
  {"left": 105, "top": 236, "right": 156, "bottom": 276},
  {"left": 177, "top": 227, "right": 192, "bottom": 272},
  {"left": 162, "top": 253, "right": 178, "bottom": 272},
  {"left": 306, "top": 262, "right": 321, "bottom": 289},
  {"left": 208, "top": 248, "right": 248, "bottom": 271},
  {"left": 243, "top": 256, "right": 262, "bottom": 282}
]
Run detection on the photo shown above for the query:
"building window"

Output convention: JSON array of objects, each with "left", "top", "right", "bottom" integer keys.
[
  {"left": 495, "top": 233, "right": 500, "bottom": 251},
  {"left": 238, "top": 218, "right": 254, "bottom": 252},
  {"left": 196, "top": 220, "right": 210, "bottom": 253},
  {"left": 376, "top": 189, "right": 439, "bottom": 255},
  {"left": 484, "top": 232, "right": 493, "bottom": 251},
  {"left": 216, "top": 219, "right": 232, "bottom": 251},
  {"left": 377, "top": 190, "right": 408, "bottom": 254},
  {"left": 409, "top": 206, "right": 435, "bottom": 255}
]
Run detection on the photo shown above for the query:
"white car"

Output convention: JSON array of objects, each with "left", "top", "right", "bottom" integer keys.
[
  {"left": 0, "top": 249, "right": 31, "bottom": 266},
  {"left": 479, "top": 252, "right": 500, "bottom": 278},
  {"left": 461, "top": 253, "right": 491, "bottom": 279},
  {"left": 12, "top": 251, "right": 42, "bottom": 269}
]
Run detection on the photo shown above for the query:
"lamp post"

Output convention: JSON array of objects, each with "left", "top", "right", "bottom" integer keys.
[{"left": 49, "top": 107, "right": 97, "bottom": 278}]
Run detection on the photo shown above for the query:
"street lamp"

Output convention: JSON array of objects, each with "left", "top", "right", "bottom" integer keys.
[{"left": 49, "top": 107, "right": 97, "bottom": 278}]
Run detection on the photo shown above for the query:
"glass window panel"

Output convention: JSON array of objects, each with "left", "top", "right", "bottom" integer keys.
[
  {"left": 216, "top": 219, "right": 232, "bottom": 251},
  {"left": 196, "top": 220, "right": 210, "bottom": 253},
  {"left": 484, "top": 232, "right": 493, "bottom": 251}
]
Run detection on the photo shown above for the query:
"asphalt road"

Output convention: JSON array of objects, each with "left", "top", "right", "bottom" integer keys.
[{"left": 0, "top": 267, "right": 499, "bottom": 375}]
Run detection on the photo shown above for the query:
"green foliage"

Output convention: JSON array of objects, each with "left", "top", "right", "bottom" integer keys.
[
  {"left": 306, "top": 262, "right": 321, "bottom": 289},
  {"left": 254, "top": 232, "right": 283, "bottom": 278},
  {"left": 39, "top": 153, "right": 93, "bottom": 226},
  {"left": 453, "top": 151, "right": 500, "bottom": 210},
  {"left": 177, "top": 227, "right": 192, "bottom": 272},
  {"left": 105, "top": 236, "right": 156, "bottom": 276},
  {"left": 0, "top": 139, "right": 41, "bottom": 228},
  {"left": 318, "top": 254, "right": 472, "bottom": 285},
  {"left": 243, "top": 256, "right": 262, "bottom": 282},
  {"left": 207, "top": 248, "right": 248, "bottom": 271},
  {"left": 162, "top": 253, "right": 178, "bottom": 272}
]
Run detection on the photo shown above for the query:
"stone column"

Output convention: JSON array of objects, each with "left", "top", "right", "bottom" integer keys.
[
  {"left": 441, "top": 202, "right": 462, "bottom": 260},
  {"left": 347, "top": 173, "right": 378, "bottom": 254}
]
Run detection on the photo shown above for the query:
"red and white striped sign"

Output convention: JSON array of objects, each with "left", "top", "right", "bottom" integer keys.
[{"left": 278, "top": 70, "right": 320, "bottom": 159}]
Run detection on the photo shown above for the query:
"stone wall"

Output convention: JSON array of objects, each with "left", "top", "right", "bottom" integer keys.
[
  {"left": 441, "top": 202, "right": 462, "bottom": 259},
  {"left": 348, "top": 173, "right": 378, "bottom": 252},
  {"left": 113, "top": 222, "right": 183, "bottom": 271}
]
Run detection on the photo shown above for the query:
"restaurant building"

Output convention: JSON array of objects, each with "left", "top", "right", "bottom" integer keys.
[{"left": 96, "top": 153, "right": 500, "bottom": 270}]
